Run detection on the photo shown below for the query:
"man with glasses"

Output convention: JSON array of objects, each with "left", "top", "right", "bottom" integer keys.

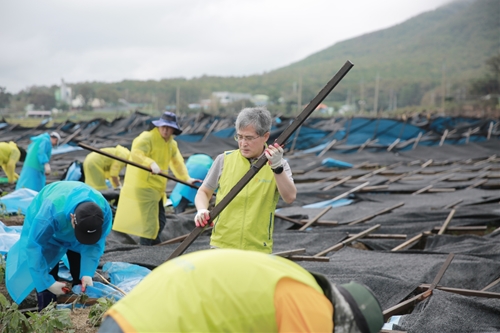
[{"left": 194, "top": 107, "right": 296, "bottom": 253}]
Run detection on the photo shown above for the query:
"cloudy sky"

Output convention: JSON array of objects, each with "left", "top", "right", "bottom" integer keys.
[{"left": 0, "top": 0, "right": 452, "bottom": 93}]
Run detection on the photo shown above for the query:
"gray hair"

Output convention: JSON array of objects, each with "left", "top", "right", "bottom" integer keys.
[{"left": 235, "top": 107, "right": 272, "bottom": 136}]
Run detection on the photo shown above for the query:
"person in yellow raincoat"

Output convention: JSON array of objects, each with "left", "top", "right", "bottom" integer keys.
[
  {"left": 113, "top": 112, "right": 199, "bottom": 245},
  {"left": 0, "top": 141, "right": 26, "bottom": 183},
  {"left": 83, "top": 145, "right": 130, "bottom": 191}
]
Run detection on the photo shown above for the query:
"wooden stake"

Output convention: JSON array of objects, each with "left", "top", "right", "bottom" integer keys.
[{"left": 314, "top": 224, "right": 380, "bottom": 257}]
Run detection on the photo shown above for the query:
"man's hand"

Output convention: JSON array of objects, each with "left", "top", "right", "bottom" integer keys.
[
  {"left": 150, "top": 162, "right": 161, "bottom": 174},
  {"left": 265, "top": 143, "right": 284, "bottom": 169},
  {"left": 48, "top": 281, "right": 69, "bottom": 296},
  {"left": 81, "top": 276, "right": 93, "bottom": 292},
  {"left": 188, "top": 178, "right": 202, "bottom": 185},
  {"left": 194, "top": 209, "right": 211, "bottom": 227},
  {"left": 44, "top": 163, "right": 51, "bottom": 175}
]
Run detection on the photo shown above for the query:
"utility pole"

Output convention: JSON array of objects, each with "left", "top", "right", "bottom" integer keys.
[
  {"left": 297, "top": 73, "right": 302, "bottom": 114},
  {"left": 373, "top": 73, "right": 380, "bottom": 115},
  {"left": 360, "top": 78, "right": 365, "bottom": 113},
  {"left": 388, "top": 88, "right": 393, "bottom": 111},
  {"left": 176, "top": 86, "right": 180, "bottom": 115},
  {"left": 441, "top": 62, "right": 446, "bottom": 112}
]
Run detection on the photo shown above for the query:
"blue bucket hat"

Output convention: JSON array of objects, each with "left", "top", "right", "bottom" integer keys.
[{"left": 152, "top": 111, "right": 182, "bottom": 135}]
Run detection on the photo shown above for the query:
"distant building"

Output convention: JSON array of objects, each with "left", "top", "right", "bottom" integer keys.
[
  {"left": 71, "top": 95, "right": 85, "bottom": 108},
  {"left": 251, "top": 94, "right": 269, "bottom": 107},
  {"left": 90, "top": 98, "right": 106, "bottom": 109},
  {"left": 26, "top": 110, "right": 52, "bottom": 118},
  {"left": 54, "top": 78, "right": 72, "bottom": 105},
  {"left": 212, "top": 92, "right": 253, "bottom": 105}
]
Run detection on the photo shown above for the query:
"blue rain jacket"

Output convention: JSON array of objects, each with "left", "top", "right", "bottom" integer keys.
[
  {"left": 5, "top": 181, "right": 112, "bottom": 304},
  {"left": 15, "top": 133, "right": 53, "bottom": 191},
  {"left": 170, "top": 154, "right": 213, "bottom": 207}
]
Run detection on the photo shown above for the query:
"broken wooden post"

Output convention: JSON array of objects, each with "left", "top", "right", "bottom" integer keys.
[
  {"left": 412, "top": 132, "right": 423, "bottom": 150},
  {"left": 299, "top": 206, "right": 332, "bottom": 231},
  {"left": 273, "top": 248, "right": 306, "bottom": 257},
  {"left": 318, "top": 139, "right": 337, "bottom": 157},
  {"left": 322, "top": 176, "right": 352, "bottom": 191},
  {"left": 387, "top": 138, "right": 400, "bottom": 152},
  {"left": 314, "top": 224, "right": 380, "bottom": 257},
  {"left": 437, "top": 209, "right": 456, "bottom": 235},
  {"left": 391, "top": 231, "right": 432, "bottom": 252},
  {"left": 439, "top": 129, "right": 449, "bottom": 146},
  {"left": 348, "top": 202, "right": 405, "bottom": 225},
  {"left": 412, "top": 185, "right": 433, "bottom": 195},
  {"left": 383, "top": 253, "right": 454, "bottom": 321}
]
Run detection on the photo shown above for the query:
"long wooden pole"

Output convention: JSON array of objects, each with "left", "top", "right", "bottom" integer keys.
[
  {"left": 78, "top": 142, "right": 198, "bottom": 189},
  {"left": 166, "top": 61, "right": 355, "bottom": 261}
]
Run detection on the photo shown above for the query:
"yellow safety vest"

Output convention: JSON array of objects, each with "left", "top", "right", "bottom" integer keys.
[
  {"left": 211, "top": 149, "right": 279, "bottom": 253},
  {"left": 108, "top": 249, "right": 324, "bottom": 332}
]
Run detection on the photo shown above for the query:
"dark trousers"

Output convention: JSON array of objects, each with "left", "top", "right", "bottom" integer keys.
[
  {"left": 139, "top": 199, "right": 166, "bottom": 246},
  {"left": 38, "top": 250, "right": 81, "bottom": 311},
  {"left": 49, "top": 249, "right": 82, "bottom": 286}
]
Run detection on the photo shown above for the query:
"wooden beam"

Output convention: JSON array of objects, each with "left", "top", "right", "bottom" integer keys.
[
  {"left": 437, "top": 209, "right": 456, "bottom": 235},
  {"left": 322, "top": 176, "right": 352, "bottom": 191},
  {"left": 314, "top": 224, "right": 380, "bottom": 257},
  {"left": 348, "top": 202, "right": 405, "bottom": 225},
  {"left": 419, "top": 284, "right": 500, "bottom": 299},
  {"left": 383, "top": 253, "right": 454, "bottom": 321},
  {"left": 299, "top": 206, "right": 332, "bottom": 231},
  {"left": 429, "top": 253, "right": 455, "bottom": 290},
  {"left": 432, "top": 225, "right": 486, "bottom": 232},
  {"left": 387, "top": 138, "right": 400, "bottom": 152},
  {"left": 273, "top": 248, "right": 306, "bottom": 257},
  {"left": 444, "top": 199, "right": 463, "bottom": 209},
  {"left": 347, "top": 233, "right": 407, "bottom": 239},
  {"left": 383, "top": 290, "right": 432, "bottom": 321},
  {"left": 318, "top": 139, "right": 337, "bottom": 157},
  {"left": 391, "top": 232, "right": 431, "bottom": 252},
  {"left": 482, "top": 276, "right": 500, "bottom": 291},
  {"left": 288, "top": 255, "right": 330, "bottom": 262},
  {"left": 466, "top": 179, "right": 488, "bottom": 189},
  {"left": 412, "top": 185, "right": 433, "bottom": 195}
]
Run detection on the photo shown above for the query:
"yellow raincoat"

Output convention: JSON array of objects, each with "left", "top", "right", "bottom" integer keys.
[
  {"left": 83, "top": 145, "right": 130, "bottom": 190},
  {"left": 112, "top": 128, "right": 189, "bottom": 239},
  {"left": 0, "top": 141, "right": 21, "bottom": 183}
]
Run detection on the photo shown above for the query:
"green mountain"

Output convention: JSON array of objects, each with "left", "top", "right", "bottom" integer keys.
[
  {"left": 267, "top": 0, "right": 499, "bottom": 108},
  {"left": 14, "top": 0, "right": 499, "bottom": 113}
]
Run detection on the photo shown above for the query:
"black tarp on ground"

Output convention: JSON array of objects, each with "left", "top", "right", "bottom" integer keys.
[
  {"left": 396, "top": 290, "right": 500, "bottom": 333},
  {"left": 2, "top": 114, "right": 500, "bottom": 332}
]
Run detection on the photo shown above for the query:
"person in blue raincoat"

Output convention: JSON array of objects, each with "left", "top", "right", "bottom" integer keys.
[
  {"left": 15, "top": 131, "right": 61, "bottom": 192},
  {"left": 5, "top": 181, "right": 112, "bottom": 310},
  {"left": 170, "top": 154, "right": 213, "bottom": 213}
]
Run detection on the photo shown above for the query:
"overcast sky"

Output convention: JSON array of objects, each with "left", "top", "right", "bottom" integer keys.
[{"left": 0, "top": 0, "right": 452, "bottom": 93}]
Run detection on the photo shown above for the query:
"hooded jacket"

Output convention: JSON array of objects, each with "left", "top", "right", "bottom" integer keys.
[
  {"left": 15, "top": 133, "right": 52, "bottom": 191},
  {"left": 5, "top": 181, "right": 112, "bottom": 304}
]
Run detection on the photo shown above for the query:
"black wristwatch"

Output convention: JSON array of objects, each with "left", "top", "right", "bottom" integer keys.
[{"left": 272, "top": 165, "right": 284, "bottom": 174}]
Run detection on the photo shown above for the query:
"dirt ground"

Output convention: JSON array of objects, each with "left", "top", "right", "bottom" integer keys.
[{"left": 1, "top": 215, "right": 99, "bottom": 333}]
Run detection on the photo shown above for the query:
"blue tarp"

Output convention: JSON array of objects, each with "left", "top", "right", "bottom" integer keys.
[
  {"left": 0, "top": 221, "right": 21, "bottom": 255},
  {"left": 0, "top": 188, "right": 37, "bottom": 215}
]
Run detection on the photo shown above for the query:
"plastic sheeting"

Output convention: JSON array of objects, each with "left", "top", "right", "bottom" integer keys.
[{"left": 0, "top": 188, "right": 37, "bottom": 215}]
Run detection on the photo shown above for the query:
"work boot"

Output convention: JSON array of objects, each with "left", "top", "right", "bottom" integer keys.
[{"left": 36, "top": 290, "right": 57, "bottom": 311}]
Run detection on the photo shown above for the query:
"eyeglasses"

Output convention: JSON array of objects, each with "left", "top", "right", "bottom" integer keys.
[{"left": 234, "top": 134, "right": 261, "bottom": 142}]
